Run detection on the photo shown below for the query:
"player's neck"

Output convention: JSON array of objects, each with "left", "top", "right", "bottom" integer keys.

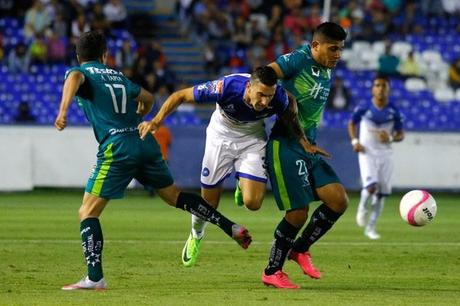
[
  {"left": 372, "top": 98, "right": 388, "bottom": 109},
  {"left": 242, "top": 89, "right": 251, "bottom": 107}
]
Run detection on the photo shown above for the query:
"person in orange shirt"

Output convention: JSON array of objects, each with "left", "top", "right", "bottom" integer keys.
[{"left": 152, "top": 124, "right": 172, "bottom": 161}]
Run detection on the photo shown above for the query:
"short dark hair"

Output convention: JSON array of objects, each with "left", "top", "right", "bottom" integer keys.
[
  {"left": 313, "top": 22, "right": 347, "bottom": 42},
  {"left": 375, "top": 74, "right": 390, "bottom": 84},
  {"left": 76, "top": 31, "right": 107, "bottom": 62},
  {"left": 251, "top": 66, "right": 278, "bottom": 86}
]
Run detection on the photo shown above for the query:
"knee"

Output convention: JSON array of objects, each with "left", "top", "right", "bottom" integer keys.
[
  {"left": 244, "top": 201, "right": 262, "bottom": 211},
  {"left": 329, "top": 192, "right": 349, "bottom": 214},
  {"left": 157, "top": 186, "right": 180, "bottom": 207},
  {"left": 243, "top": 196, "right": 263, "bottom": 211},
  {"left": 285, "top": 209, "right": 308, "bottom": 228},
  {"left": 79, "top": 203, "right": 99, "bottom": 220},
  {"left": 367, "top": 185, "right": 378, "bottom": 194}
]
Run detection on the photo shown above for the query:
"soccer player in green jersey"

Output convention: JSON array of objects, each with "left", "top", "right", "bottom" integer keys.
[
  {"left": 55, "top": 31, "right": 252, "bottom": 291},
  {"left": 261, "top": 22, "right": 349, "bottom": 289}
]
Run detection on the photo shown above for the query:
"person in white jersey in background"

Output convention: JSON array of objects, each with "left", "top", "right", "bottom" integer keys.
[{"left": 348, "top": 75, "right": 405, "bottom": 239}]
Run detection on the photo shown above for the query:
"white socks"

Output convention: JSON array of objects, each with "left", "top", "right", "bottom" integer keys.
[
  {"left": 191, "top": 214, "right": 208, "bottom": 239},
  {"left": 358, "top": 188, "right": 372, "bottom": 212},
  {"left": 367, "top": 195, "right": 385, "bottom": 230}
]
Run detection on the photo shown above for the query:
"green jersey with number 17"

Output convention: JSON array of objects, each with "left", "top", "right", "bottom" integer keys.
[
  {"left": 65, "top": 61, "right": 141, "bottom": 144},
  {"left": 275, "top": 45, "right": 332, "bottom": 143}
]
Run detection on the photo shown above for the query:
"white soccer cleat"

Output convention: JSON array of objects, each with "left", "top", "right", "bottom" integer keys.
[
  {"left": 62, "top": 276, "right": 107, "bottom": 291},
  {"left": 364, "top": 227, "right": 380, "bottom": 240}
]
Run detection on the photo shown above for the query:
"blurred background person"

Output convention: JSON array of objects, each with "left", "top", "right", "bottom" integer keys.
[
  {"left": 327, "top": 76, "right": 351, "bottom": 111},
  {"left": 15, "top": 101, "right": 36, "bottom": 123}
]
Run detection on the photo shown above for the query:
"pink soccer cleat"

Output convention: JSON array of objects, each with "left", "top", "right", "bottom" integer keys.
[
  {"left": 262, "top": 270, "right": 300, "bottom": 289},
  {"left": 62, "top": 276, "right": 107, "bottom": 291},
  {"left": 289, "top": 251, "right": 321, "bottom": 279}
]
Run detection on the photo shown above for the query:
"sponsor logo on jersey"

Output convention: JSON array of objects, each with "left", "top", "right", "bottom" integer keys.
[
  {"left": 85, "top": 67, "right": 123, "bottom": 76},
  {"left": 223, "top": 104, "right": 236, "bottom": 113},
  {"left": 196, "top": 80, "right": 222, "bottom": 94},
  {"left": 309, "top": 82, "right": 324, "bottom": 99},
  {"left": 311, "top": 66, "right": 320, "bottom": 77},
  {"left": 108, "top": 126, "right": 138, "bottom": 135}
]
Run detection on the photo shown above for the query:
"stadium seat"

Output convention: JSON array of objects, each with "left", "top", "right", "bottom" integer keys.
[
  {"left": 421, "top": 50, "right": 443, "bottom": 65},
  {"left": 372, "top": 41, "right": 386, "bottom": 56},
  {"left": 360, "top": 49, "right": 379, "bottom": 70},
  {"left": 434, "top": 87, "right": 455, "bottom": 102},
  {"left": 455, "top": 89, "right": 460, "bottom": 101},
  {"left": 391, "top": 41, "right": 412, "bottom": 59},
  {"left": 404, "top": 78, "right": 427, "bottom": 92}
]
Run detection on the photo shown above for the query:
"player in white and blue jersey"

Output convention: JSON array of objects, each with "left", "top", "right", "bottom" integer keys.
[
  {"left": 348, "top": 75, "right": 405, "bottom": 239},
  {"left": 139, "top": 66, "right": 315, "bottom": 267}
]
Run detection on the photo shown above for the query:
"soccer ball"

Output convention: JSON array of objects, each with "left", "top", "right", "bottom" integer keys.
[{"left": 399, "top": 190, "right": 437, "bottom": 226}]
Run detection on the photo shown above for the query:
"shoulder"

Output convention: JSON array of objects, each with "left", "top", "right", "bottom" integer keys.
[
  {"left": 222, "top": 73, "right": 250, "bottom": 86},
  {"left": 388, "top": 103, "right": 404, "bottom": 117},
  {"left": 221, "top": 73, "right": 250, "bottom": 94},
  {"left": 274, "top": 85, "right": 288, "bottom": 102},
  {"left": 353, "top": 101, "right": 370, "bottom": 113},
  {"left": 65, "top": 66, "right": 83, "bottom": 78},
  {"left": 277, "top": 46, "right": 311, "bottom": 64}
]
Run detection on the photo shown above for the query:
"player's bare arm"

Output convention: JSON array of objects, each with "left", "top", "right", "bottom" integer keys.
[
  {"left": 348, "top": 120, "right": 365, "bottom": 152},
  {"left": 280, "top": 92, "right": 331, "bottom": 157},
  {"left": 393, "top": 130, "right": 404, "bottom": 142},
  {"left": 268, "top": 62, "right": 285, "bottom": 78},
  {"left": 55, "top": 71, "right": 85, "bottom": 131},
  {"left": 135, "top": 88, "right": 155, "bottom": 117},
  {"left": 138, "top": 87, "right": 195, "bottom": 140}
]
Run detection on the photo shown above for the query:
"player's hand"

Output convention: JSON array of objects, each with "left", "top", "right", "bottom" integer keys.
[
  {"left": 301, "top": 142, "right": 331, "bottom": 158},
  {"left": 136, "top": 101, "right": 148, "bottom": 116},
  {"left": 54, "top": 113, "right": 67, "bottom": 131},
  {"left": 352, "top": 142, "right": 365, "bottom": 153},
  {"left": 138, "top": 120, "right": 159, "bottom": 140},
  {"left": 377, "top": 130, "right": 391, "bottom": 143}
]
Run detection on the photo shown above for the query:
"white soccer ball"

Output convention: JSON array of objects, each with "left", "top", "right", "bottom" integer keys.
[{"left": 399, "top": 190, "right": 437, "bottom": 226}]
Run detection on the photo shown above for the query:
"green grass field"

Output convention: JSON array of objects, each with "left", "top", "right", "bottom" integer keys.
[{"left": 1, "top": 190, "right": 459, "bottom": 305}]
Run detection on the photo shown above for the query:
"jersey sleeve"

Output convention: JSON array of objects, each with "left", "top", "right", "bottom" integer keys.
[
  {"left": 124, "top": 76, "right": 141, "bottom": 99},
  {"left": 351, "top": 105, "right": 367, "bottom": 124},
  {"left": 275, "top": 49, "right": 306, "bottom": 79},
  {"left": 64, "top": 67, "right": 89, "bottom": 99},
  {"left": 273, "top": 86, "right": 289, "bottom": 114},
  {"left": 192, "top": 78, "right": 224, "bottom": 103},
  {"left": 64, "top": 67, "right": 84, "bottom": 80}
]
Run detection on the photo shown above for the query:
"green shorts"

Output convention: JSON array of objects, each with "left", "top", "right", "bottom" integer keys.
[
  {"left": 86, "top": 133, "right": 174, "bottom": 199},
  {"left": 266, "top": 137, "right": 341, "bottom": 211}
]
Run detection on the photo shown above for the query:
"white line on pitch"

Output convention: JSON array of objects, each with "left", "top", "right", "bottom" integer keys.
[{"left": 0, "top": 239, "right": 459, "bottom": 246}]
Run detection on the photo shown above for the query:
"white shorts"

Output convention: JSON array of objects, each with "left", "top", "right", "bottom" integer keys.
[
  {"left": 200, "top": 132, "right": 268, "bottom": 188},
  {"left": 358, "top": 152, "right": 393, "bottom": 195}
]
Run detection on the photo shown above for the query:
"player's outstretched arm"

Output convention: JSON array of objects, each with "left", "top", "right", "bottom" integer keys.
[
  {"left": 138, "top": 87, "right": 195, "bottom": 140},
  {"left": 348, "top": 120, "right": 365, "bottom": 152},
  {"left": 268, "top": 62, "right": 285, "bottom": 79},
  {"left": 55, "top": 71, "right": 85, "bottom": 131}
]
